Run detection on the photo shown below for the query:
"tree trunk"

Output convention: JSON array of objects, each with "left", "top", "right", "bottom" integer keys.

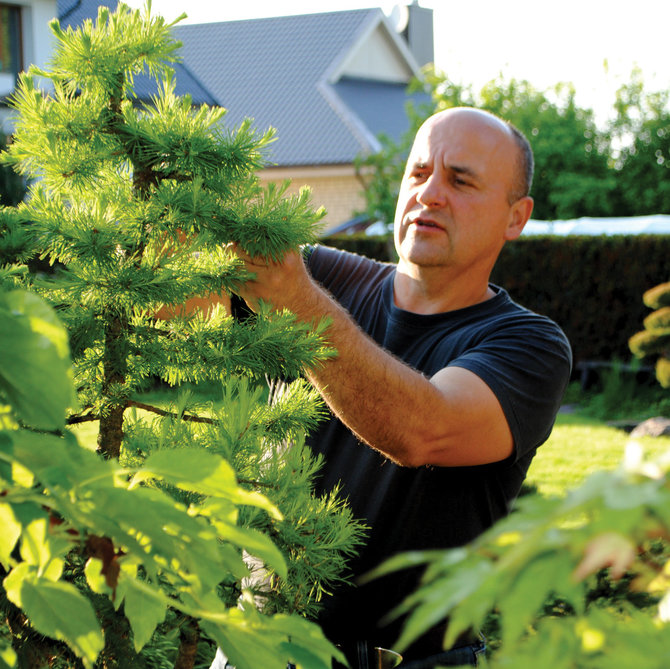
[
  {"left": 174, "top": 616, "right": 200, "bottom": 669},
  {"left": 97, "top": 314, "right": 127, "bottom": 460}
]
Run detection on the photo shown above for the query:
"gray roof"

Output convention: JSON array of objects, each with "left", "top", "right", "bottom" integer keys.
[
  {"left": 173, "top": 10, "right": 423, "bottom": 166},
  {"left": 56, "top": 0, "right": 217, "bottom": 106},
  {"left": 54, "top": 5, "right": 427, "bottom": 166},
  {"left": 334, "top": 76, "right": 430, "bottom": 141},
  {"left": 57, "top": 0, "right": 109, "bottom": 29}
]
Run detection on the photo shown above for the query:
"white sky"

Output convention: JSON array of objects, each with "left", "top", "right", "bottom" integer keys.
[{"left": 125, "top": 0, "right": 670, "bottom": 124}]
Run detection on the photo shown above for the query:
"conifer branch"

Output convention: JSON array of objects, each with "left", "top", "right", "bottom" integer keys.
[
  {"left": 66, "top": 411, "right": 99, "bottom": 425},
  {"left": 126, "top": 399, "right": 216, "bottom": 424}
]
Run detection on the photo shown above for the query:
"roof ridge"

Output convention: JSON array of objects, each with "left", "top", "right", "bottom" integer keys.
[{"left": 176, "top": 7, "right": 379, "bottom": 29}]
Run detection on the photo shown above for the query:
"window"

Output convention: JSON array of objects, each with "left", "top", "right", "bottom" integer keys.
[{"left": 0, "top": 3, "right": 22, "bottom": 80}]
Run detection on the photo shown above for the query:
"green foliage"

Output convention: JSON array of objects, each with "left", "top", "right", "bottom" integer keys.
[
  {"left": 0, "top": 286, "right": 357, "bottom": 668},
  {"left": 0, "top": 133, "right": 26, "bottom": 207},
  {"left": 0, "top": 3, "right": 363, "bottom": 667},
  {"left": 357, "top": 65, "right": 670, "bottom": 223},
  {"left": 478, "top": 78, "right": 615, "bottom": 220},
  {"left": 611, "top": 69, "right": 670, "bottom": 216},
  {"left": 0, "top": 289, "right": 74, "bottom": 428},
  {"left": 631, "top": 281, "right": 670, "bottom": 388},
  {"left": 0, "top": 207, "right": 34, "bottom": 290},
  {"left": 369, "top": 444, "right": 670, "bottom": 667}
]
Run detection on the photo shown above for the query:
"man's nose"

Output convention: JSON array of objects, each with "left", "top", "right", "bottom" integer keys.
[{"left": 416, "top": 173, "right": 447, "bottom": 207}]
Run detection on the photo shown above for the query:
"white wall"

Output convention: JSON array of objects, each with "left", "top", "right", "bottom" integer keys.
[
  {"left": 16, "top": 0, "right": 58, "bottom": 73},
  {"left": 1, "top": 0, "right": 57, "bottom": 133},
  {"left": 339, "top": 24, "right": 414, "bottom": 84}
]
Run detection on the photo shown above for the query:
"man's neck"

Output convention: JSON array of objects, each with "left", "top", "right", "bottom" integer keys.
[{"left": 393, "top": 263, "right": 495, "bottom": 315}]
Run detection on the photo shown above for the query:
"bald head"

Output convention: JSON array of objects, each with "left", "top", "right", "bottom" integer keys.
[{"left": 418, "top": 107, "right": 534, "bottom": 204}]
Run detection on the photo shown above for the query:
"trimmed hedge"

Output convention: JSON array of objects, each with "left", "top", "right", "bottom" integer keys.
[{"left": 323, "top": 234, "right": 670, "bottom": 369}]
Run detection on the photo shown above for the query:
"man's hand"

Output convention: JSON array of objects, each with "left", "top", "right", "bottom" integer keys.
[{"left": 233, "top": 245, "right": 311, "bottom": 315}]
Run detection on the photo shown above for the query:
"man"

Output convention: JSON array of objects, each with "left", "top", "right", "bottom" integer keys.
[{"left": 229, "top": 107, "right": 572, "bottom": 667}]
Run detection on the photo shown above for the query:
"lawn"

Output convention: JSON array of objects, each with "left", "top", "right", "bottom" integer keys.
[{"left": 527, "top": 411, "right": 670, "bottom": 498}]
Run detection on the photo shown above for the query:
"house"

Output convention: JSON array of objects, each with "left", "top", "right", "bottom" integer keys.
[
  {"left": 1, "top": 2, "right": 434, "bottom": 231},
  {"left": 165, "top": 5, "right": 434, "bottom": 231}
]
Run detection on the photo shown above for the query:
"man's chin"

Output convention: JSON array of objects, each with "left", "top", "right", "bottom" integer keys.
[{"left": 398, "top": 242, "right": 449, "bottom": 269}]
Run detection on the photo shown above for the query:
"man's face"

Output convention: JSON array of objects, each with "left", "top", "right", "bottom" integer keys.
[{"left": 394, "top": 109, "right": 526, "bottom": 277}]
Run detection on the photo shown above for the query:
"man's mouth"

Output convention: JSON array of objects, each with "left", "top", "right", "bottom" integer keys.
[{"left": 410, "top": 215, "right": 442, "bottom": 230}]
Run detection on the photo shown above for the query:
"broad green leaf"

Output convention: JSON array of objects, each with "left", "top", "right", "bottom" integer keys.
[
  {"left": 603, "top": 478, "right": 663, "bottom": 510},
  {"left": 8, "top": 429, "right": 110, "bottom": 493},
  {"left": 272, "top": 613, "right": 344, "bottom": 669},
  {"left": 136, "top": 447, "right": 235, "bottom": 489},
  {"left": 362, "top": 548, "right": 456, "bottom": 583},
  {"left": 19, "top": 516, "right": 68, "bottom": 579},
  {"left": 89, "top": 485, "right": 249, "bottom": 588},
  {"left": 121, "top": 575, "right": 167, "bottom": 652},
  {"left": 20, "top": 517, "right": 52, "bottom": 569},
  {"left": 281, "top": 644, "right": 330, "bottom": 669},
  {"left": 201, "top": 499, "right": 287, "bottom": 579},
  {"left": 137, "top": 448, "right": 282, "bottom": 518},
  {"left": 4, "top": 563, "right": 104, "bottom": 666},
  {"left": 224, "top": 524, "right": 286, "bottom": 580},
  {"left": 0, "top": 290, "right": 74, "bottom": 429},
  {"left": 394, "top": 559, "right": 494, "bottom": 653},
  {"left": 0, "top": 644, "right": 16, "bottom": 669},
  {"left": 0, "top": 502, "right": 21, "bottom": 567},
  {"left": 498, "top": 551, "right": 576, "bottom": 645},
  {"left": 201, "top": 612, "right": 290, "bottom": 669},
  {"left": 84, "top": 557, "right": 113, "bottom": 596}
]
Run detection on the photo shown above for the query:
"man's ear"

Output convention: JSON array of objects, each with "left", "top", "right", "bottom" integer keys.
[{"left": 504, "top": 196, "right": 534, "bottom": 241}]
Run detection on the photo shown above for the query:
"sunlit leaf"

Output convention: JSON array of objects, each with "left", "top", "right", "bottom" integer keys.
[
  {"left": 137, "top": 448, "right": 282, "bottom": 517},
  {"left": 0, "top": 503, "right": 21, "bottom": 567},
  {"left": 0, "top": 291, "right": 74, "bottom": 429},
  {"left": 120, "top": 575, "right": 168, "bottom": 652},
  {"left": 4, "top": 563, "right": 103, "bottom": 665},
  {"left": 498, "top": 551, "right": 575, "bottom": 645}
]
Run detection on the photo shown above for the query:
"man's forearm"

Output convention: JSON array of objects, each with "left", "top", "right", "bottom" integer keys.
[{"left": 235, "top": 249, "right": 513, "bottom": 467}]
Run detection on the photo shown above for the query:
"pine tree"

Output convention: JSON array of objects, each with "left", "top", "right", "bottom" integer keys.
[
  {"left": 0, "top": 4, "right": 364, "bottom": 667},
  {"left": 0, "top": 132, "right": 26, "bottom": 207}
]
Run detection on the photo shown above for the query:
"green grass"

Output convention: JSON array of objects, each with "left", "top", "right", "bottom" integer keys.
[{"left": 527, "top": 410, "right": 670, "bottom": 498}]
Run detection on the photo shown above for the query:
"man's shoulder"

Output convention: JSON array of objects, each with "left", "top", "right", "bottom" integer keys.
[
  {"left": 307, "top": 245, "right": 395, "bottom": 289},
  {"left": 483, "top": 287, "right": 572, "bottom": 363}
]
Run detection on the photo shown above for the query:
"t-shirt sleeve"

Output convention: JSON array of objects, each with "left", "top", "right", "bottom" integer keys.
[
  {"left": 449, "top": 318, "right": 572, "bottom": 461},
  {"left": 306, "top": 244, "right": 393, "bottom": 304}
]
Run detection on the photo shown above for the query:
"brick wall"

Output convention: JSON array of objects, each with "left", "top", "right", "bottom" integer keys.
[{"left": 258, "top": 164, "right": 367, "bottom": 233}]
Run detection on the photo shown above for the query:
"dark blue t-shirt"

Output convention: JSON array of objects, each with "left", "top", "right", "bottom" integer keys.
[{"left": 303, "top": 245, "right": 572, "bottom": 653}]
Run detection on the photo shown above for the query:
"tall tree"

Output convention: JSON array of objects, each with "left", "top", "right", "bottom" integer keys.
[
  {"left": 611, "top": 69, "right": 670, "bottom": 215},
  {"left": 0, "top": 4, "right": 363, "bottom": 667},
  {"left": 477, "top": 78, "right": 615, "bottom": 220},
  {"left": 355, "top": 66, "right": 669, "bottom": 225}
]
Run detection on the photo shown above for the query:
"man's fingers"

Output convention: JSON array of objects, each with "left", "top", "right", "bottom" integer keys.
[{"left": 229, "top": 242, "right": 275, "bottom": 268}]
